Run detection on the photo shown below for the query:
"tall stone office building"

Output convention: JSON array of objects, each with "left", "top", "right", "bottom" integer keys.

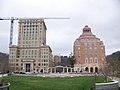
[
  {"left": 74, "top": 25, "right": 106, "bottom": 73},
  {"left": 9, "top": 19, "right": 53, "bottom": 73}
]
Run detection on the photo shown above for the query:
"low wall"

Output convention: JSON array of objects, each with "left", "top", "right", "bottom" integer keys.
[
  {"left": 0, "top": 74, "right": 8, "bottom": 77},
  {"left": 95, "top": 80, "right": 119, "bottom": 90},
  {"left": 0, "top": 83, "right": 10, "bottom": 89}
]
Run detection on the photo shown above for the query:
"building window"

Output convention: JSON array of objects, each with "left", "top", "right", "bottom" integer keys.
[
  {"left": 90, "top": 58, "right": 93, "bottom": 63},
  {"left": 94, "top": 47, "right": 97, "bottom": 57},
  {"left": 16, "top": 67, "right": 18, "bottom": 70},
  {"left": 85, "top": 58, "right": 88, "bottom": 63},
  {"left": 22, "top": 50, "right": 24, "bottom": 55},
  {"left": 16, "top": 59, "right": 18, "bottom": 62},
  {"left": 84, "top": 42, "right": 87, "bottom": 46},
  {"left": 78, "top": 57, "right": 80, "bottom": 64},
  {"left": 21, "top": 67, "right": 23, "bottom": 70},
  {"left": 85, "top": 48, "right": 88, "bottom": 57},
  {"left": 22, "top": 56, "right": 24, "bottom": 58},
  {"left": 44, "top": 60, "right": 48, "bottom": 62},
  {"left": 101, "top": 47, "right": 104, "bottom": 57},
  {"left": 94, "top": 42, "right": 96, "bottom": 46},
  {"left": 89, "top": 42, "right": 92, "bottom": 47},
  {"left": 90, "top": 47, "right": 92, "bottom": 57},
  {"left": 44, "top": 63, "right": 48, "bottom": 66},
  {"left": 94, "top": 58, "right": 98, "bottom": 63}
]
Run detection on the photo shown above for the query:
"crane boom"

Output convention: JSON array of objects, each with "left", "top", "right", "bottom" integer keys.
[
  {"left": 0, "top": 17, "right": 70, "bottom": 46},
  {"left": 0, "top": 17, "right": 69, "bottom": 20}
]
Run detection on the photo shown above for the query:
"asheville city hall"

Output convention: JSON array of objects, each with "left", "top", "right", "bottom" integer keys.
[
  {"left": 74, "top": 25, "right": 106, "bottom": 73},
  {"left": 9, "top": 19, "right": 106, "bottom": 74}
]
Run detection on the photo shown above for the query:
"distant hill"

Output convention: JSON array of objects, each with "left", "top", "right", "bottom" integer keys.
[
  {"left": 0, "top": 52, "right": 9, "bottom": 73},
  {"left": 106, "top": 51, "right": 120, "bottom": 76},
  {"left": 106, "top": 51, "right": 120, "bottom": 63},
  {"left": 0, "top": 52, "right": 9, "bottom": 62}
]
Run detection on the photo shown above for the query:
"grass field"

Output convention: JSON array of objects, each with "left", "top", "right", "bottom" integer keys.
[{"left": 2, "top": 75, "right": 104, "bottom": 90}]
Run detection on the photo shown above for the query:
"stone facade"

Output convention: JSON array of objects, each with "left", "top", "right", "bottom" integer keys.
[
  {"left": 73, "top": 25, "right": 106, "bottom": 73},
  {"left": 53, "top": 55, "right": 61, "bottom": 66}
]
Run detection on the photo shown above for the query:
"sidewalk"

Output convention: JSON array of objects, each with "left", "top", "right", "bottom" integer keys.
[{"left": 113, "top": 77, "right": 120, "bottom": 87}]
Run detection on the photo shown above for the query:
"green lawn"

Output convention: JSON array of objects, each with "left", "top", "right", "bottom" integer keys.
[{"left": 2, "top": 75, "right": 104, "bottom": 90}]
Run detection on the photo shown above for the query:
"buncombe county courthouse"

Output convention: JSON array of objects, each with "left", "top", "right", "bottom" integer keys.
[
  {"left": 9, "top": 19, "right": 106, "bottom": 74},
  {"left": 9, "top": 19, "right": 53, "bottom": 73}
]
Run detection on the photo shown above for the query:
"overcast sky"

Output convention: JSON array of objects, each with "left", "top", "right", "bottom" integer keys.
[{"left": 0, "top": 0, "right": 120, "bottom": 56}]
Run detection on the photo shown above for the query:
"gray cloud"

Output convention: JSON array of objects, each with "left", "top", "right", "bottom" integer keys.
[{"left": 0, "top": 0, "right": 120, "bottom": 55}]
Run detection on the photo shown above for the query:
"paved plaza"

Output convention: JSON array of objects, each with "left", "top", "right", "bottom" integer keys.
[{"left": 113, "top": 77, "right": 120, "bottom": 87}]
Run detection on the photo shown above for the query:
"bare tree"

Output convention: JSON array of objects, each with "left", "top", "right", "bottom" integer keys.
[{"left": 100, "top": 63, "right": 109, "bottom": 82}]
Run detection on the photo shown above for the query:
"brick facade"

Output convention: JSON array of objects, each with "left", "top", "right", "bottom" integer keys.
[{"left": 74, "top": 25, "right": 106, "bottom": 73}]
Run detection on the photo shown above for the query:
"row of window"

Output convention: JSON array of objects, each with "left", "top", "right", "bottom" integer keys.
[
  {"left": 19, "top": 41, "right": 40, "bottom": 45},
  {"left": 10, "top": 52, "right": 16, "bottom": 54},
  {"left": 75, "top": 41, "right": 100, "bottom": 46},
  {"left": 38, "top": 60, "right": 48, "bottom": 62},
  {"left": 81, "top": 38, "right": 100, "bottom": 42},
  {"left": 10, "top": 63, "right": 48, "bottom": 67},
  {"left": 10, "top": 49, "right": 49, "bottom": 56},
  {"left": 84, "top": 42, "right": 96, "bottom": 46},
  {"left": 23, "top": 28, "right": 39, "bottom": 30},
  {"left": 85, "top": 58, "right": 98, "bottom": 63},
  {"left": 78, "top": 47, "right": 104, "bottom": 57},
  {"left": 21, "top": 55, "right": 48, "bottom": 59},
  {"left": 34, "top": 63, "right": 48, "bottom": 66},
  {"left": 23, "top": 25, "right": 39, "bottom": 27},
  {"left": 77, "top": 58, "right": 99, "bottom": 64},
  {"left": 23, "top": 50, "right": 36, "bottom": 54},
  {"left": 9, "top": 59, "right": 48, "bottom": 62},
  {"left": 20, "top": 20, "right": 42, "bottom": 24},
  {"left": 22, "top": 41, "right": 39, "bottom": 44},
  {"left": 20, "top": 24, "right": 42, "bottom": 27},
  {"left": 22, "top": 33, "right": 38, "bottom": 37},
  {"left": 10, "top": 54, "right": 49, "bottom": 59},
  {"left": 78, "top": 47, "right": 103, "bottom": 50},
  {"left": 10, "top": 49, "right": 16, "bottom": 51},
  {"left": 18, "top": 32, "right": 42, "bottom": 37},
  {"left": 19, "top": 27, "right": 42, "bottom": 32},
  {"left": 21, "top": 50, "right": 48, "bottom": 55},
  {"left": 19, "top": 45, "right": 41, "bottom": 47},
  {"left": 19, "top": 30, "right": 42, "bottom": 33},
  {"left": 9, "top": 56, "right": 16, "bottom": 58},
  {"left": 19, "top": 37, "right": 41, "bottom": 40}
]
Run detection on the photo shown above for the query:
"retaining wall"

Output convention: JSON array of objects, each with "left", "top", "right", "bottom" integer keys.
[{"left": 95, "top": 80, "right": 119, "bottom": 90}]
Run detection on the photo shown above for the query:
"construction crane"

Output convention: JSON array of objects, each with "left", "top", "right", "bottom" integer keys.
[{"left": 0, "top": 17, "right": 70, "bottom": 46}]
